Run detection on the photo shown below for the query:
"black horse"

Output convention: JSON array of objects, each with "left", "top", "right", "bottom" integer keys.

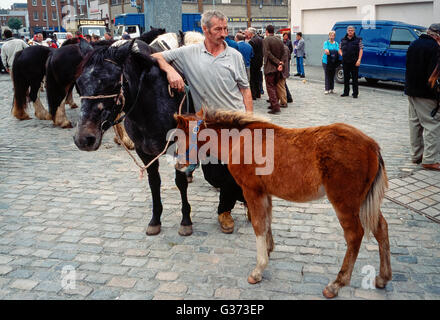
[
  {"left": 11, "top": 45, "right": 54, "bottom": 121},
  {"left": 45, "top": 37, "right": 94, "bottom": 128},
  {"left": 73, "top": 39, "right": 194, "bottom": 236}
]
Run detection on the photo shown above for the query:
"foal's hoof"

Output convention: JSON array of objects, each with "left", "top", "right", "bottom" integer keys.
[
  {"left": 322, "top": 285, "right": 338, "bottom": 299},
  {"left": 247, "top": 275, "right": 261, "bottom": 284},
  {"left": 375, "top": 276, "right": 388, "bottom": 289},
  {"left": 178, "top": 225, "right": 193, "bottom": 236},
  {"left": 57, "top": 121, "right": 73, "bottom": 129},
  {"left": 146, "top": 225, "right": 161, "bottom": 236}
]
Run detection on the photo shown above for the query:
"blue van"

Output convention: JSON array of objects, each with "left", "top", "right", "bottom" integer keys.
[{"left": 332, "top": 20, "right": 426, "bottom": 84}]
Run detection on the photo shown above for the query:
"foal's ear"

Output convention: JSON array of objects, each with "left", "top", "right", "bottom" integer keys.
[
  {"left": 174, "top": 114, "right": 188, "bottom": 129},
  {"left": 196, "top": 108, "right": 205, "bottom": 119}
]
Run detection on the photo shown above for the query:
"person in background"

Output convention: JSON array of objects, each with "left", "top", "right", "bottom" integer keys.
[
  {"left": 45, "top": 38, "right": 57, "bottom": 48},
  {"left": 122, "top": 32, "right": 131, "bottom": 40},
  {"left": 1, "top": 29, "right": 28, "bottom": 77},
  {"left": 294, "top": 32, "right": 305, "bottom": 78},
  {"left": 235, "top": 32, "right": 254, "bottom": 81},
  {"left": 245, "top": 27, "right": 264, "bottom": 100},
  {"left": 75, "top": 31, "right": 84, "bottom": 39},
  {"left": 66, "top": 32, "right": 73, "bottom": 40},
  {"left": 104, "top": 32, "right": 113, "bottom": 41},
  {"left": 339, "top": 26, "right": 363, "bottom": 98},
  {"left": 405, "top": 23, "right": 440, "bottom": 171},
  {"left": 85, "top": 34, "right": 92, "bottom": 43},
  {"left": 92, "top": 34, "right": 100, "bottom": 42},
  {"left": 263, "top": 24, "right": 286, "bottom": 114},
  {"left": 276, "top": 43, "right": 290, "bottom": 108},
  {"left": 282, "top": 32, "right": 293, "bottom": 103},
  {"left": 52, "top": 34, "right": 59, "bottom": 48},
  {"left": 322, "top": 30, "right": 339, "bottom": 94}
]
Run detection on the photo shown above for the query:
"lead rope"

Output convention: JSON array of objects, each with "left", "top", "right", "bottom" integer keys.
[{"left": 113, "top": 85, "right": 189, "bottom": 179}]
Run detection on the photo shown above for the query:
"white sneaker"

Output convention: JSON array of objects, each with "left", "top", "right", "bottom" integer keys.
[
  {"left": 324, "top": 90, "right": 329, "bottom": 94},
  {"left": 330, "top": 89, "right": 335, "bottom": 94}
]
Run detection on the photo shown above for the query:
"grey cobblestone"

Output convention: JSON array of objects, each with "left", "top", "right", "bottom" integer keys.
[{"left": 1, "top": 71, "right": 440, "bottom": 300}]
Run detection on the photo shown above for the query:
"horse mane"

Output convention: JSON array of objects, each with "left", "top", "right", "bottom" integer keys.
[
  {"left": 91, "top": 39, "right": 116, "bottom": 47},
  {"left": 202, "top": 108, "right": 270, "bottom": 129},
  {"left": 61, "top": 37, "right": 80, "bottom": 47},
  {"left": 139, "top": 27, "right": 167, "bottom": 44}
]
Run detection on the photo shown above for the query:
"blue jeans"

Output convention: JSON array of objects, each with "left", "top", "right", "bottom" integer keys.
[{"left": 296, "top": 57, "right": 304, "bottom": 75}]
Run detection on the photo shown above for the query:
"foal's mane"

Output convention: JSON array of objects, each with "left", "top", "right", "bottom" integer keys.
[{"left": 202, "top": 109, "right": 270, "bottom": 129}]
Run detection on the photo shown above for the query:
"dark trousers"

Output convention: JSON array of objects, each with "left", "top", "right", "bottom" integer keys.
[
  {"left": 322, "top": 63, "right": 336, "bottom": 91},
  {"left": 201, "top": 162, "right": 245, "bottom": 215},
  {"left": 250, "top": 65, "right": 262, "bottom": 99},
  {"left": 265, "top": 72, "right": 281, "bottom": 110},
  {"left": 285, "top": 82, "right": 292, "bottom": 102},
  {"left": 342, "top": 63, "right": 359, "bottom": 96}
]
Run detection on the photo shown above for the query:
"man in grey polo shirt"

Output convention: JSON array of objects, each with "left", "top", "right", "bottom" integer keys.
[{"left": 153, "top": 10, "right": 252, "bottom": 234}]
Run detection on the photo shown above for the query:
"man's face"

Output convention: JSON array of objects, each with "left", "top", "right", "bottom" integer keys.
[
  {"left": 296, "top": 34, "right": 300, "bottom": 40},
  {"left": 347, "top": 28, "right": 355, "bottom": 37},
  {"left": 244, "top": 30, "right": 252, "bottom": 40},
  {"left": 37, "top": 34, "right": 43, "bottom": 42},
  {"left": 203, "top": 17, "right": 228, "bottom": 46},
  {"left": 104, "top": 33, "right": 111, "bottom": 40}
]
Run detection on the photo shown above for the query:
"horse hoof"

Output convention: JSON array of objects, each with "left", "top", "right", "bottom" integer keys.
[
  {"left": 178, "top": 225, "right": 193, "bottom": 236},
  {"left": 124, "top": 141, "right": 135, "bottom": 150},
  {"left": 146, "top": 225, "right": 161, "bottom": 236},
  {"left": 14, "top": 113, "right": 31, "bottom": 120},
  {"left": 322, "top": 286, "right": 338, "bottom": 299},
  {"left": 375, "top": 276, "right": 388, "bottom": 289},
  {"left": 247, "top": 275, "right": 261, "bottom": 284},
  {"left": 61, "top": 122, "right": 73, "bottom": 129}
]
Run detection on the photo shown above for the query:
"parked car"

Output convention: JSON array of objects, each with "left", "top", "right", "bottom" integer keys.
[
  {"left": 332, "top": 20, "right": 426, "bottom": 84},
  {"left": 0, "top": 41, "right": 7, "bottom": 73}
]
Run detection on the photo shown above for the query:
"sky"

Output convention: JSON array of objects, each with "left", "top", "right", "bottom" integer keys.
[{"left": 0, "top": 0, "right": 26, "bottom": 10}]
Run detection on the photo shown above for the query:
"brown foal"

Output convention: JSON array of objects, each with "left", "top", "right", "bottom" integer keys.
[{"left": 174, "top": 109, "right": 392, "bottom": 298}]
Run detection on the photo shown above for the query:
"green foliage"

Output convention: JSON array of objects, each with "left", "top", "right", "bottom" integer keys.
[{"left": 7, "top": 18, "right": 22, "bottom": 32}]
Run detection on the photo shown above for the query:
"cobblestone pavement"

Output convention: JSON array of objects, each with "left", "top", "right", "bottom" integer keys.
[{"left": 0, "top": 71, "right": 439, "bottom": 300}]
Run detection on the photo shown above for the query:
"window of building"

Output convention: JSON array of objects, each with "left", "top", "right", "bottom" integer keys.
[
  {"left": 389, "top": 28, "right": 416, "bottom": 50},
  {"left": 51, "top": 0, "right": 55, "bottom": 6},
  {"left": 43, "top": 11, "right": 47, "bottom": 21},
  {"left": 42, "top": 0, "right": 46, "bottom": 6},
  {"left": 52, "top": 11, "right": 57, "bottom": 20},
  {"left": 33, "top": 11, "right": 39, "bottom": 20},
  {"left": 32, "top": 0, "right": 37, "bottom": 6}
]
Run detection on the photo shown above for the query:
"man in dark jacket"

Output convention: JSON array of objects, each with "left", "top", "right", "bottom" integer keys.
[
  {"left": 339, "top": 26, "right": 363, "bottom": 98},
  {"left": 246, "top": 27, "right": 263, "bottom": 100},
  {"left": 405, "top": 23, "right": 440, "bottom": 171},
  {"left": 263, "top": 25, "right": 286, "bottom": 114}
]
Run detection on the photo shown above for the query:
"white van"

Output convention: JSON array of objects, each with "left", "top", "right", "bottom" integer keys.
[{"left": 53, "top": 32, "right": 68, "bottom": 46}]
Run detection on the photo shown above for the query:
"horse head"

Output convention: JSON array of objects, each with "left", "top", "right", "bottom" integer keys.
[{"left": 73, "top": 39, "right": 156, "bottom": 151}]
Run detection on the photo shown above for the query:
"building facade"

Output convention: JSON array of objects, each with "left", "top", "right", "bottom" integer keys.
[
  {"left": 27, "top": 0, "right": 90, "bottom": 36},
  {"left": 0, "top": 5, "right": 29, "bottom": 39},
  {"left": 291, "top": 0, "right": 440, "bottom": 65},
  {"left": 97, "top": 0, "right": 288, "bottom": 34}
]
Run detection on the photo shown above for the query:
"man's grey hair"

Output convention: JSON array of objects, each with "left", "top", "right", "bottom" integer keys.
[
  {"left": 201, "top": 10, "right": 228, "bottom": 29},
  {"left": 347, "top": 25, "right": 355, "bottom": 31},
  {"left": 247, "top": 27, "right": 257, "bottom": 35}
]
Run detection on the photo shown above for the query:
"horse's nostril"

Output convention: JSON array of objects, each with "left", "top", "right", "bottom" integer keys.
[{"left": 84, "top": 135, "right": 96, "bottom": 146}]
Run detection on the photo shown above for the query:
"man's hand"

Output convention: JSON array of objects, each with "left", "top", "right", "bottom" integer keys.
[
  {"left": 152, "top": 52, "right": 185, "bottom": 92},
  {"left": 167, "top": 68, "right": 185, "bottom": 92},
  {"left": 355, "top": 59, "right": 361, "bottom": 67}
]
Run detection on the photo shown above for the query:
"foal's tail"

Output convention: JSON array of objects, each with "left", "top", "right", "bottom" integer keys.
[{"left": 359, "top": 152, "right": 388, "bottom": 237}]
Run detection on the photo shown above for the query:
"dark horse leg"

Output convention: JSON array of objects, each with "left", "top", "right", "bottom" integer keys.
[
  {"left": 136, "top": 149, "right": 163, "bottom": 236},
  {"left": 175, "top": 169, "right": 192, "bottom": 236},
  {"left": 136, "top": 148, "right": 192, "bottom": 236}
]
